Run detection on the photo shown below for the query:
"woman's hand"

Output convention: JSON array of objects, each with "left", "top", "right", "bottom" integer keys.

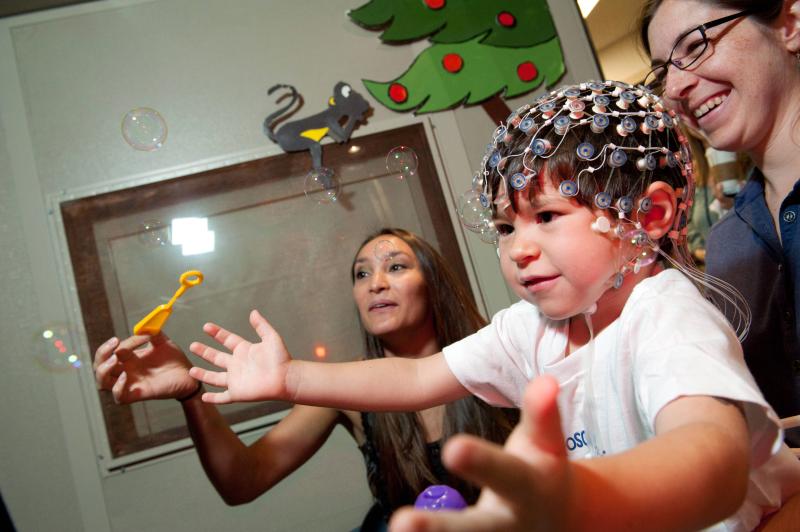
[
  {"left": 93, "top": 333, "right": 197, "bottom": 404},
  {"left": 389, "top": 376, "right": 575, "bottom": 532},
  {"left": 188, "top": 309, "right": 292, "bottom": 404}
]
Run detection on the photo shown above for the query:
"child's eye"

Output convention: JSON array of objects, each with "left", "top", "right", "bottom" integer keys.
[
  {"left": 537, "top": 211, "right": 559, "bottom": 223},
  {"left": 495, "top": 223, "right": 514, "bottom": 236},
  {"left": 354, "top": 270, "right": 369, "bottom": 280},
  {"left": 389, "top": 263, "right": 406, "bottom": 272}
]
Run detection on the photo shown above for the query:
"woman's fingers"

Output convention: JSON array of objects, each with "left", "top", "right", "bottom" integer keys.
[
  {"left": 202, "top": 322, "right": 247, "bottom": 352},
  {"left": 200, "top": 390, "right": 231, "bottom": 405},
  {"left": 112, "top": 371, "right": 129, "bottom": 404},
  {"left": 188, "top": 366, "right": 228, "bottom": 388},
  {"left": 189, "top": 341, "right": 230, "bottom": 369},
  {"left": 95, "top": 354, "right": 120, "bottom": 390},
  {"left": 93, "top": 337, "right": 119, "bottom": 370},
  {"left": 115, "top": 334, "right": 154, "bottom": 356}
]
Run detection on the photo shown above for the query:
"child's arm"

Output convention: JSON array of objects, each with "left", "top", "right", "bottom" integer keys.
[
  {"left": 188, "top": 309, "right": 470, "bottom": 411},
  {"left": 391, "top": 376, "right": 750, "bottom": 532}
]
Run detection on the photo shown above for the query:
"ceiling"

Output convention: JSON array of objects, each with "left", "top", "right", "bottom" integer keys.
[{"left": 584, "top": 0, "right": 645, "bottom": 50}]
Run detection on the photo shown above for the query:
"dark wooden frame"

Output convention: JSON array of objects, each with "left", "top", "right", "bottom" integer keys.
[{"left": 62, "top": 123, "right": 472, "bottom": 459}]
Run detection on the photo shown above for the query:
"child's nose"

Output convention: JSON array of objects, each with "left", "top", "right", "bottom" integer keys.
[{"left": 507, "top": 232, "right": 541, "bottom": 265}]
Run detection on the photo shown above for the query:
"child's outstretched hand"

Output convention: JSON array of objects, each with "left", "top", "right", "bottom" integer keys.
[
  {"left": 189, "top": 309, "right": 292, "bottom": 404},
  {"left": 94, "top": 333, "right": 197, "bottom": 404},
  {"left": 390, "top": 376, "right": 576, "bottom": 532}
]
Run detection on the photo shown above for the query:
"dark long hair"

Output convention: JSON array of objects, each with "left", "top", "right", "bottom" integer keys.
[
  {"left": 351, "top": 228, "right": 517, "bottom": 512},
  {"left": 639, "top": 0, "right": 783, "bottom": 55}
]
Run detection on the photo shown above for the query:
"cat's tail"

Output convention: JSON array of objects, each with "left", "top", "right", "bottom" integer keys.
[{"left": 263, "top": 84, "right": 298, "bottom": 143}]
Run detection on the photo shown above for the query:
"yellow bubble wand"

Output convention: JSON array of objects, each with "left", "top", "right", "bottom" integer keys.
[{"left": 133, "top": 270, "right": 204, "bottom": 336}]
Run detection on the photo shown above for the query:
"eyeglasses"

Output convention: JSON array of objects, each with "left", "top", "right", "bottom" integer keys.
[{"left": 642, "top": 9, "right": 756, "bottom": 94}]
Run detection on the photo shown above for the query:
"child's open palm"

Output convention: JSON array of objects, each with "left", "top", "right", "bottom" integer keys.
[
  {"left": 390, "top": 376, "right": 576, "bottom": 532},
  {"left": 189, "top": 310, "right": 292, "bottom": 404}
]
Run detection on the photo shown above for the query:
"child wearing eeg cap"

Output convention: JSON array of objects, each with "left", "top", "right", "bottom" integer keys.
[{"left": 188, "top": 81, "right": 800, "bottom": 530}]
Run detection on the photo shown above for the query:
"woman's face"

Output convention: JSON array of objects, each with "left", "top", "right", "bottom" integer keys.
[
  {"left": 647, "top": 0, "right": 795, "bottom": 153},
  {"left": 352, "top": 236, "right": 432, "bottom": 342}
]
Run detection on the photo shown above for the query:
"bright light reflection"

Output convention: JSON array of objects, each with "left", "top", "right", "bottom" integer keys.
[
  {"left": 314, "top": 344, "right": 327, "bottom": 359},
  {"left": 171, "top": 217, "right": 215, "bottom": 256},
  {"left": 578, "top": 0, "right": 600, "bottom": 17}
]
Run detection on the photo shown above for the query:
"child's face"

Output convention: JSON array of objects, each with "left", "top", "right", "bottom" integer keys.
[{"left": 494, "top": 178, "right": 622, "bottom": 321}]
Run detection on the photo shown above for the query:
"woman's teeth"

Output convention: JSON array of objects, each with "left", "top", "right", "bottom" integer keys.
[{"left": 694, "top": 95, "right": 727, "bottom": 119}]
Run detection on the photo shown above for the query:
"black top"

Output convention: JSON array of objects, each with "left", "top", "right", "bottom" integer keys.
[{"left": 357, "top": 412, "right": 448, "bottom": 526}]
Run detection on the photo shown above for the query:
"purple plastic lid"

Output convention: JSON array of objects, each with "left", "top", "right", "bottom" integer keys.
[{"left": 414, "top": 484, "right": 467, "bottom": 511}]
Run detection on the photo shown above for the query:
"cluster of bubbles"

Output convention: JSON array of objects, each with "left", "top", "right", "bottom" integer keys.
[
  {"left": 139, "top": 219, "right": 170, "bottom": 248},
  {"left": 303, "top": 167, "right": 341, "bottom": 204},
  {"left": 373, "top": 239, "right": 396, "bottom": 261},
  {"left": 36, "top": 324, "right": 82, "bottom": 372},
  {"left": 122, "top": 107, "right": 168, "bottom": 151},
  {"left": 386, "top": 146, "right": 418, "bottom": 180},
  {"left": 300, "top": 146, "right": 419, "bottom": 204},
  {"left": 458, "top": 172, "right": 498, "bottom": 244}
]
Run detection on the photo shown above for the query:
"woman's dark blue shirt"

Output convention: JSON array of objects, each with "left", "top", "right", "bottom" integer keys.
[{"left": 705, "top": 170, "right": 799, "bottom": 443}]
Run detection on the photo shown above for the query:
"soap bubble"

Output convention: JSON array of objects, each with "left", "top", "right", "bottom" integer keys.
[
  {"left": 471, "top": 172, "right": 485, "bottom": 190},
  {"left": 477, "top": 219, "right": 499, "bottom": 244},
  {"left": 138, "top": 219, "right": 169, "bottom": 247},
  {"left": 386, "top": 146, "right": 418, "bottom": 180},
  {"left": 304, "top": 167, "right": 340, "bottom": 204},
  {"left": 458, "top": 188, "right": 491, "bottom": 229},
  {"left": 374, "top": 239, "right": 396, "bottom": 261},
  {"left": 35, "top": 324, "right": 83, "bottom": 372},
  {"left": 122, "top": 108, "right": 167, "bottom": 151}
]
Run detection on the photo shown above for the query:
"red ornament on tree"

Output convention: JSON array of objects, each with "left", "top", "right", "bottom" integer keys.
[
  {"left": 517, "top": 61, "right": 538, "bottom": 82},
  {"left": 389, "top": 82, "right": 409, "bottom": 103},
  {"left": 424, "top": 0, "right": 446, "bottom": 10},
  {"left": 497, "top": 11, "right": 516, "bottom": 28},
  {"left": 442, "top": 53, "right": 464, "bottom": 73}
]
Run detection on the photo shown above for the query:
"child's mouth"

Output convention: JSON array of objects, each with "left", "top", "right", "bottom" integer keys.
[{"left": 521, "top": 275, "right": 560, "bottom": 292}]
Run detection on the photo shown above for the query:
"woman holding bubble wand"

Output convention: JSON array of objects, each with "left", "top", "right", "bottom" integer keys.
[{"left": 94, "top": 228, "right": 515, "bottom": 530}]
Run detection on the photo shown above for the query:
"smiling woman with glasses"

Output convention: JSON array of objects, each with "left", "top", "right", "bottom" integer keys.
[
  {"left": 642, "top": 8, "right": 762, "bottom": 93},
  {"left": 640, "top": 0, "right": 800, "bottom": 459}
]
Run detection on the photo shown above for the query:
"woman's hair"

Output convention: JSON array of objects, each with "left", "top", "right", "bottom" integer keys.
[
  {"left": 351, "top": 228, "right": 517, "bottom": 512},
  {"left": 639, "top": 0, "right": 784, "bottom": 56}
]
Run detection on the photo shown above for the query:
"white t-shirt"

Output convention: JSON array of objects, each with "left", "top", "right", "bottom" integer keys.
[{"left": 443, "top": 269, "right": 800, "bottom": 531}]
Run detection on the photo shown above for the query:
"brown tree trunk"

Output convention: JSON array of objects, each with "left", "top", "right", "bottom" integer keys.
[{"left": 481, "top": 93, "right": 513, "bottom": 125}]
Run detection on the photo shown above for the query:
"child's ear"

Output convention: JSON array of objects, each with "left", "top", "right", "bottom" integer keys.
[
  {"left": 640, "top": 181, "right": 678, "bottom": 239},
  {"left": 781, "top": 0, "right": 800, "bottom": 54}
]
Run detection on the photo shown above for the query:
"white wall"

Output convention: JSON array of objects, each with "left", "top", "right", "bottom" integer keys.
[{"left": 0, "top": 1, "right": 599, "bottom": 530}]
